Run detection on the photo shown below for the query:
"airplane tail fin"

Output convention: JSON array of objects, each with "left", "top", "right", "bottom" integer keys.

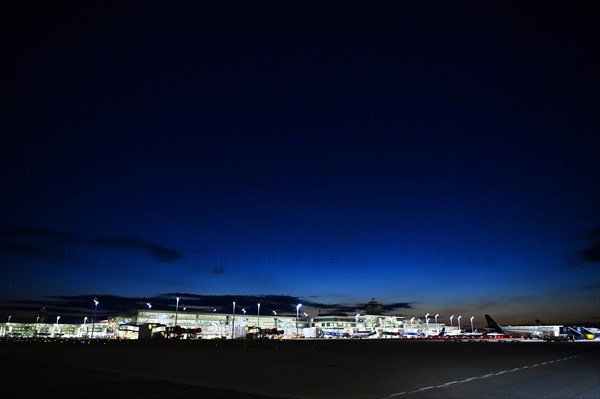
[
  {"left": 438, "top": 327, "right": 445, "bottom": 337},
  {"left": 485, "top": 314, "right": 505, "bottom": 334}
]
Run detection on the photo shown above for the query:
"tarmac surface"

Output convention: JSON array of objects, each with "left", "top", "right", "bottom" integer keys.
[{"left": 1, "top": 338, "right": 598, "bottom": 399}]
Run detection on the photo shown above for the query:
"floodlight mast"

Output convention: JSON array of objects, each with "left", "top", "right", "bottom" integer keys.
[{"left": 91, "top": 298, "right": 99, "bottom": 339}]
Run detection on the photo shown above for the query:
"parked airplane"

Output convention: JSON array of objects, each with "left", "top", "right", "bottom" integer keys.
[
  {"left": 321, "top": 330, "right": 350, "bottom": 338},
  {"left": 425, "top": 327, "right": 445, "bottom": 337},
  {"left": 567, "top": 325, "right": 600, "bottom": 340},
  {"left": 351, "top": 330, "right": 377, "bottom": 339},
  {"left": 581, "top": 326, "right": 600, "bottom": 337},
  {"left": 430, "top": 327, "right": 446, "bottom": 337},
  {"left": 402, "top": 331, "right": 422, "bottom": 338},
  {"left": 484, "top": 314, "right": 562, "bottom": 339}
]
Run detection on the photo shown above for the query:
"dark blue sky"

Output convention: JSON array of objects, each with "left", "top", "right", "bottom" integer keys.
[{"left": 1, "top": 2, "right": 599, "bottom": 325}]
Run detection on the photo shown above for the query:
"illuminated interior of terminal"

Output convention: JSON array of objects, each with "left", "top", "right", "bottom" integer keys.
[{"left": 0, "top": 309, "right": 452, "bottom": 340}]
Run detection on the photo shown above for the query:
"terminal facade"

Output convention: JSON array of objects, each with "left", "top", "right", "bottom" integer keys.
[
  {"left": 0, "top": 300, "right": 453, "bottom": 340},
  {"left": 0, "top": 309, "right": 449, "bottom": 340}
]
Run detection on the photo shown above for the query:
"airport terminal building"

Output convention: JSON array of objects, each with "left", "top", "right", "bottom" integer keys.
[
  {"left": 0, "top": 300, "right": 451, "bottom": 340},
  {"left": 6, "top": 300, "right": 596, "bottom": 341},
  {"left": 0, "top": 310, "right": 445, "bottom": 340}
]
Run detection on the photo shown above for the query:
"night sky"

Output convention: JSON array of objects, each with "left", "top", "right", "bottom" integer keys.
[{"left": 1, "top": 2, "right": 599, "bottom": 326}]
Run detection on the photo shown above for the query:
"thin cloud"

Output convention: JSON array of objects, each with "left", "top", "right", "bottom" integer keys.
[
  {"left": 91, "top": 237, "right": 183, "bottom": 263},
  {"left": 306, "top": 300, "right": 413, "bottom": 315},
  {"left": 583, "top": 283, "right": 600, "bottom": 290},
  {"left": 0, "top": 225, "right": 76, "bottom": 259},
  {"left": 210, "top": 266, "right": 225, "bottom": 274},
  {"left": 0, "top": 240, "right": 58, "bottom": 258},
  {"left": 0, "top": 225, "right": 74, "bottom": 239},
  {"left": 0, "top": 225, "right": 184, "bottom": 264},
  {"left": 384, "top": 302, "right": 413, "bottom": 310}
]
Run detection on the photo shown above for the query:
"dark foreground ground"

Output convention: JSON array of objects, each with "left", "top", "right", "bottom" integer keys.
[{"left": 0, "top": 338, "right": 598, "bottom": 399}]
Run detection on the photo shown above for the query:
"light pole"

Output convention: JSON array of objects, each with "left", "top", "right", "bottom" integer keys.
[
  {"left": 174, "top": 297, "right": 180, "bottom": 326},
  {"left": 457, "top": 316, "right": 462, "bottom": 333},
  {"left": 425, "top": 313, "right": 430, "bottom": 332},
  {"left": 435, "top": 314, "right": 439, "bottom": 331},
  {"left": 450, "top": 315, "right": 454, "bottom": 328},
  {"left": 91, "top": 298, "right": 99, "bottom": 339},
  {"left": 296, "top": 304, "right": 302, "bottom": 336},
  {"left": 257, "top": 303, "right": 261, "bottom": 336},
  {"left": 55, "top": 316, "right": 60, "bottom": 337},
  {"left": 232, "top": 301, "right": 236, "bottom": 339},
  {"left": 470, "top": 316, "right": 474, "bottom": 334},
  {"left": 146, "top": 302, "right": 152, "bottom": 309}
]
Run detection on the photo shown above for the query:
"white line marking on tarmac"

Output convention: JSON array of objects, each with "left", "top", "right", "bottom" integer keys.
[
  {"left": 416, "top": 386, "right": 434, "bottom": 391},
  {"left": 380, "top": 354, "right": 584, "bottom": 398},
  {"left": 439, "top": 381, "right": 459, "bottom": 387}
]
